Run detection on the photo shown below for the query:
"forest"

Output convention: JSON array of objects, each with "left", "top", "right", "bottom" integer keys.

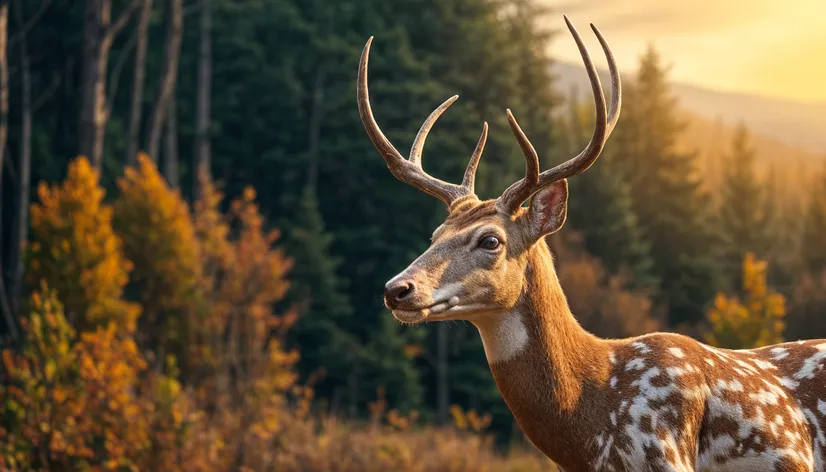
[{"left": 0, "top": 0, "right": 825, "bottom": 470}]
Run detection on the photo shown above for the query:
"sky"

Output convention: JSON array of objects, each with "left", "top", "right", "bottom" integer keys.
[{"left": 541, "top": 0, "right": 826, "bottom": 103}]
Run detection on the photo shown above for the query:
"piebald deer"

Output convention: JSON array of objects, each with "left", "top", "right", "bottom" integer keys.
[{"left": 358, "top": 16, "right": 826, "bottom": 472}]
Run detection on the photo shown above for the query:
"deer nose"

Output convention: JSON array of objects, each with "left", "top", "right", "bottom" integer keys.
[{"left": 384, "top": 281, "right": 415, "bottom": 308}]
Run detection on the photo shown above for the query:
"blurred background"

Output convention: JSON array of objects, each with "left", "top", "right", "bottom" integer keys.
[{"left": 0, "top": 0, "right": 824, "bottom": 470}]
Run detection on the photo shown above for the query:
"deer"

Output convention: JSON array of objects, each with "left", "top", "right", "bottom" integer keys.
[{"left": 356, "top": 15, "right": 826, "bottom": 472}]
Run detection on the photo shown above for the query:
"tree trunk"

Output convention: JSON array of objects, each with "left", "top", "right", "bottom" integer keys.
[
  {"left": 193, "top": 0, "right": 211, "bottom": 199},
  {"left": 145, "top": 0, "right": 182, "bottom": 161},
  {"left": 0, "top": 0, "right": 18, "bottom": 343},
  {"left": 126, "top": 0, "right": 151, "bottom": 165},
  {"left": 163, "top": 98, "right": 178, "bottom": 187},
  {"left": 9, "top": 0, "right": 31, "bottom": 316},
  {"left": 436, "top": 322, "right": 449, "bottom": 424},
  {"left": 78, "top": 0, "right": 140, "bottom": 168}
]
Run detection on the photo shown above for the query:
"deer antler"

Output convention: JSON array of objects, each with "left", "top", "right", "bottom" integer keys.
[
  {"left": 357, "top": 37, "right": 487, "bottom": 209},
  {"left": 496, "top": 16, "right": 621, "bottom": 214}
]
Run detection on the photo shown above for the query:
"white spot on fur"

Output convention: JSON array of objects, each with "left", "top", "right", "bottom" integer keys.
[
  {"left": 625, "top": 358, "right": 646, "bottom": 371},
  {"left": 794, "top": 349, "right": 826, "bottom": 380},
  {"left": 609, "top": 351, "right": 616, "bottom": 365},
  {"left": 770, "top": 347, "right": 788, "bottom": 360},
  {"left": 779, "top": 377, "right": 799, "bottom": 390},
  {"left": 631, "top": 341, "right": 652, "bottom": 354},
  {"left": 473, "top": 310, "right": 529, "bottom": 364},
  {"left": 751, "top": 358, "right": 776, "bottom": 371},
  {"left": 668, "top": 347, "right": 685, "bottom": 358}
]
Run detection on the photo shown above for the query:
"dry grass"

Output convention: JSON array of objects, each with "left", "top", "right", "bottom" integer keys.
[{"left": 266, "top": 416, "right": 559, "bottom": 472}]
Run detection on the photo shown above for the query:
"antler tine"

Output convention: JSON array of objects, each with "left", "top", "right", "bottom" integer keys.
[
  {"left": 591, "top": 23, "right": 621, "bottom": 133},
  {"left": 496, "top": 16, "right": 619, "bottom": 213},
  {"left": 410, "top": 95, "right": 459, "bottom": 166},
  {"left": 357, "top": 37, "right": 469, "bottom": 206},
  {"left": 496, "top": 110, "right": 542, "bottom": 213},
  {"left": 461, "top": 122, "right": 488, "bottom": 194},
  {"left": 535, "top": 17, "right": 615, "bottom": 188}
]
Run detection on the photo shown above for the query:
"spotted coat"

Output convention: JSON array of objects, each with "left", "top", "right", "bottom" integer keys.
[{"left": 593, "top": 335, "right": 826, "bottom": 471}]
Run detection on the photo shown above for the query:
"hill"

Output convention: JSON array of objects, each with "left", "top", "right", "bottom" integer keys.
[
  {"left": 552, "top": 61, "right": 825, "bottom": 202},
  {"left": 552, "top": 61, "right": 826, "bottom": 155}
]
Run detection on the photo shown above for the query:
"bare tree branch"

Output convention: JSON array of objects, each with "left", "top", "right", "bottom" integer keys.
[
  {"left": 193, "top": 0, "right": 211, "bottom": 198},
  {"left": 127, "top": 0, "right": 152, "bottom": 165},
  {"left": 32, "top": 71, "right": 60, "bottom": 112},
  {"left": 146, "top": 0, "right": 183, "bottom": 161},
  {"left": 106, "top": 29, "right": 137, "bottom": 114},
  {"left": 10, "top": 0, "right": 31, "bottom": 316},
  {"left": 0, "top": 1, "right": 17, "bottom": 342},
  {"left": 104, "top": 0, "right": 142, "bottom": 42},
  {"left": 8, "top": 0, "right": 50, "bottom": 48}
]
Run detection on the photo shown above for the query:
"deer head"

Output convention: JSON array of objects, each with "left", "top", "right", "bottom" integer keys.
[{"left": 358, "top": 16, "right": 620, "bottom": 327}]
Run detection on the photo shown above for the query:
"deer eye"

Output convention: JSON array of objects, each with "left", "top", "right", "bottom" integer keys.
[{"left": 478, "top": 236, "right": 501, "bottom": 250}]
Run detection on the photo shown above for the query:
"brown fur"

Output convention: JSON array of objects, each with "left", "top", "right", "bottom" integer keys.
[{"left": 385, "top": 193, "right": 826, "bottom": 471}]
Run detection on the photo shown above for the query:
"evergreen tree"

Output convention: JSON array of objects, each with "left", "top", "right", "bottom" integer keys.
[
  {"left": 611, "top": 45, "right": 723, "bottom": 326},
  {"left": 801, "top": 165, "right": 826, "bottom": 276},
  {"left": 280, "top": 185, "right": 359, "bottom": 407},
  {"left": 563, "top": 91, "right": 658, "bottom": 291},
  {"left": 718, "top": 124, "right": 767, "bottom": 288},
  {"left": 763, "top": 166, "right": 804, "bottom": 293}
]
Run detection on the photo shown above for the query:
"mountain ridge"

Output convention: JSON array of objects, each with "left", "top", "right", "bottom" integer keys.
[{"left": 552, "top": 61, "right": 826, "bottom": 156}]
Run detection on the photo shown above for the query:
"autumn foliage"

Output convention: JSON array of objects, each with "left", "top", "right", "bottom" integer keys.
[
  {"left": 26, "top": 157, "right": 139, "bottom": 332},
  {"left": 1, "top": 157, "right": 554, "bottom": 471},
  {"left": 1, "top": 156, "right": 300, "bottom": 470},
  {"left": 0, "top": 284, "right": 188, "bottom": 470},
  {"left": 113, "top": 153, "right": 202, "bottom": 364},
  {"left": 704, "top": 252, "right": 786, "bottom": 349}
]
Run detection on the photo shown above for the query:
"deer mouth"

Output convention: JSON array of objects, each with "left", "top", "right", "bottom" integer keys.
[{"left": 392, "top": 297, "right": 464, "bottom": 323}]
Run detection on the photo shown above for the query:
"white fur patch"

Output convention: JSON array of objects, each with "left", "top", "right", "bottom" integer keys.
[
  {"left": 474, "top": 310, "right": 530, "bottom": 364},
  {"left": 770, "top": 347, "right": 788, "bottom": 361}
]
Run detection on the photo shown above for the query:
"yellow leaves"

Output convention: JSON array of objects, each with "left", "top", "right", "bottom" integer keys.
[
  {"left": 27, "top": 156, "right": 138, "bottom": 333},
  {"left": 705, "top": 252, "right": 786, "bottom": 349},
  {"left": 450, "top": 405, "right": 492, "bottom": 434}
]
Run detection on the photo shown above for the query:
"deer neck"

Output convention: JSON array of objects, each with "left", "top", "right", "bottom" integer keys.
[{"left": 472, "top": 240, "right": 610, "bottom": 465}]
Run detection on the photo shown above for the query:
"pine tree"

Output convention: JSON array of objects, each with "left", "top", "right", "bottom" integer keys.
[
  {"left": 801, "top": 165, "right": 826, "bottom": 276},
  {"left": 612, "top": 45, "right": 724, "bottom": 326},
  {"left": 718, "top": 124, "right": 767, "bottom": 288},
  {"left": 564, "top": 91, "right": 658, "bottom": 291},
  {"left": 280, "top": 185, "right": 358, "bottom": 404}
]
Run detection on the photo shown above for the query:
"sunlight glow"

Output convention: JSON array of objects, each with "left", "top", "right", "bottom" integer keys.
[{"left": 544, "top": 0, "right": 826, "bottom": 102}]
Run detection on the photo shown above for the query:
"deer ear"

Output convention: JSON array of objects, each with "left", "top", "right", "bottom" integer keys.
[{"left": 527, "top": 179, "right": 569, "bottom": 240}]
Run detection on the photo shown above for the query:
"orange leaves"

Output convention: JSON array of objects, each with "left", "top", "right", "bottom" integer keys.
[
  {"left": 0, "top": 286, "right": 191, "bottom": 470},
  {"left": 7, "top": 156, "right": 304, "bottom": 471},
  {"left": 705, "top": 252, "right": 786, "bottom": 349},
  {"left": 27, "top": 156, "right": 139, "bottom": 332}
]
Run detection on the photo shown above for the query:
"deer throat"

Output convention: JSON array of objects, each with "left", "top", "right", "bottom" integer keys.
[{"left": 474, "top": 244, "right": 611, "bottom": 468}]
